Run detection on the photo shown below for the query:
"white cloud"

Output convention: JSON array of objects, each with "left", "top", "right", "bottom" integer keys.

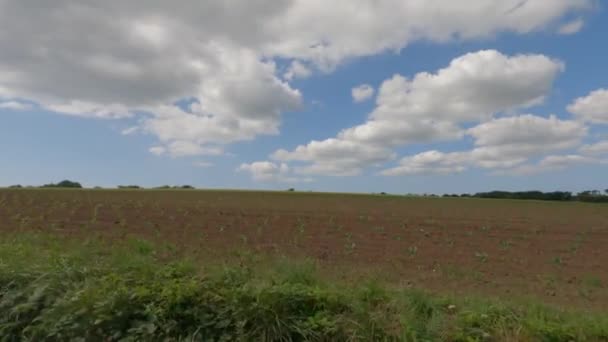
[
  {"left": 371, "top": 51, "right": 563, "bottom": 123},
  {"left": 352, "top": 84, "right": 375, "bottom": 103},
  {"left": 381, "top": 151, "right": 468, "bottom": 176},
  {"left": 273, "top": 139, "right": 396, "bottom": 176},
  {"left": 0, "top": 101, "right": 32, "bottom": 111},
  {"left": 149, "top": 140, "right": 223, "bottom": 158},
  {"left": 46, "top": 101, "right": 132, "bottom": 119},
  {"left": 468, "top": 114, "right": 587, "bottom": 168},
  {"left": 558, "top": 18, "right": 584, "bottom": 34},
  {"left": 121, "top": 126, "right": 139, "bottom": 135},
  {"left": 466, "top": 114, "right": 586, "bottom": 166},
  {"left": 273, "top": 50, "right": 565, "bottom": 176},
  {"left": 502, "top": 154, "right": 604, "bottom": 175},
  {"left": 580, "top": 141, "right": 608, "bottom": 156},
  {"left": 265, "top": 0, "right": 591, "bottom": 68},
  {"left": 149, "top": 146, "right": 166, "bottom": 156},
  {"left": 0, "top": 1, "right": 591, "bottom": 156},
  {"left": 567, "top": 88, "right": 608, "bottom": 124},
  {"left": 238, "top": 161, "right": 311, "bottom": 182},
  {"left": 284, "top": 61, "right": 312, "bottom": 80},
  {"left": 381, "top": 114, "right": 587, "bottom": 176}
]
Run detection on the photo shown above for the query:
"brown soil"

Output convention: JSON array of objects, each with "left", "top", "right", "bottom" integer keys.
[{"left": 1, "top": 189, "right": 607, "bottom": 310}]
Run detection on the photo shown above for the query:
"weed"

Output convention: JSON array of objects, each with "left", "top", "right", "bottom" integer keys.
[
  {"left": 3, "top": 189, "right": 608, "bottom": 341},
  {"left": 475, "top": 252, "right": 488, "bottom": 263},
  {"left": 296, "top": 219, "right": 306, "bottom": 234},
  {"left": 552, "top": 256, "right": 563, "bottom": 266},
  {"left": 499, "top": 239, "right": 514, "bottom": 250},
  {"left": 90, "top": 203, "right": 102, "bottom": 223},
  {"left": 582, "top": 275, "right": 603, "bottom": 288}
]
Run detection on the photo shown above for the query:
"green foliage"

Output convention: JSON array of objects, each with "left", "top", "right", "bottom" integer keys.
[
  {"left": 474, "top": 190, "right": 574, "bottom": 201},
  {"left": 472, "top": 190, "right": 608, "bottom": 203},
  {"left": 0, "top": 234, "right": 607, "bottom": 341},
  {"left": 577, "top": 190, "right": 608, "bottom": 203},
  {"left": 41, "top": 180, "right": 83, "bottom": 188},
  {"left": 154, "top": 185, "right": 195, "bottom": 189},
  {"left": 118, "top": 185, "right": 142, "bottom": 189}
]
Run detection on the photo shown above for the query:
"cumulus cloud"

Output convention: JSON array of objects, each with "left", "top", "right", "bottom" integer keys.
[
  {"left": 46, "top": 101, "right": 132, "bottom": 119},
  {"left": 273, "top": 50, "right": 565, "bottom": 176},
  {"left": 283, "top": 61, "right": 312, "bottom": 80},
  {"left": 273, "top": 139, "right": 396, "bottom": 176},
  {"left": 579, "top": 141, "right": 608, "bottom": 156},
  {"left": 0, "top": 1, "right": 591, "bottom": 158},
  {"left": 264, "top": 0, "right": 591, "bottom": 68},
  {"left": 381, "top": 151, "right": 468, "bottom": 176},
  {"left": 238, "top": 161, "right": 311, "bottom": 183},
  {"left": 381, "top": 114, "right": 587, "bottom": 176},
  {"left": 502, "top": 154, "right": 604, "bottom": 175},
  {"left": 466, "top": 114, "right": 586, "bottom": 167},
  {"left": 149, "top": 141, "right": 223, "bottom": 157},
  {"left": 568, "top": 89, "right": 608, "bottom": 124},
  {"left": 558, "top": 18, "right": 585, "bottom": 34},
  {"left": 371, "top": 51, "right": 563, "bottom": 123},
  {"left": 121, "top": 126, "right": 139, "bottom": 135},
  {"left": 352, "top": 84, "right": 375, "bottom": 103},
  {"left": 0, "top": 101, "right": 32, "bottom": 111}
]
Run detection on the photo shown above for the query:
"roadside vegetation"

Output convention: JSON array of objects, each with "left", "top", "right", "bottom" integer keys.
[{"left": 1, "top": 233, "right": 607, "bottom": 341}]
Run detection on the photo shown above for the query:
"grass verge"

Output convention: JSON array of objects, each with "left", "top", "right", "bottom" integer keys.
[{"left": 0, "top": 233, "right": 607, "bottom": 341}]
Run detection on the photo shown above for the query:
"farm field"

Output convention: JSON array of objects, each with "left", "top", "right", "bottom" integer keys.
[{"left": 1, "top": 188, "right": 607, "bottom": 311}]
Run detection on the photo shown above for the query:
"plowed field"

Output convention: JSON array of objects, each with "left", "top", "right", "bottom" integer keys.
[{"left": 1, "top": 189, "right": 606, "bottom": 309}]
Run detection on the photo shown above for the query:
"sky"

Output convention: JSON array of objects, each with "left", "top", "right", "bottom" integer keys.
[{"left": 1, "top": 0, "right": 607, "bottom": 194}]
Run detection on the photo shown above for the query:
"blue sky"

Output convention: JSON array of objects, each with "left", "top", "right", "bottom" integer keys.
[{"left": 1, "top": 1, "right": 607, "bottom": 193}]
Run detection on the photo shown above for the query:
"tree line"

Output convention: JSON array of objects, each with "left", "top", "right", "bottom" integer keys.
[
  {"left": 5, "top": 180, "right": 608, "bottom": 203},
  {"left": 442, "top": 190, "right": 608, "bottom": 203},
  {"left": 7, "top": 180, "right": 195, "bottom": 190}
]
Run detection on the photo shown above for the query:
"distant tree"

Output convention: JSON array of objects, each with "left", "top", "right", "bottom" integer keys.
[
  {"left": 155, "top": 185, "right": 171, "bottom": 189},
  {"left": 287, "top": 188, "right": 295, "bottom": 192},
  {"left": 180, "top": 185, "right": 195, "bottom": 189},
  {"left": 57, "top": 180, "right": 82, "bottom": 188},
  {"left": 8, "top": 185, "right": 22, "bottom": 188},
  {"left": 577, "top": 190, "right": 608, "bottom": 203},
  {"left": 42, "top": 180, "right": 82, "bottom": 188},
  {"left": 118, "top": 185, "right": 141, "bottom": 189}
]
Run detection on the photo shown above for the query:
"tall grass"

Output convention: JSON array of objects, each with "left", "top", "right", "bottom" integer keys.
[{"left": 0, "top": 233, "right": 606, "bottom": 341}]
